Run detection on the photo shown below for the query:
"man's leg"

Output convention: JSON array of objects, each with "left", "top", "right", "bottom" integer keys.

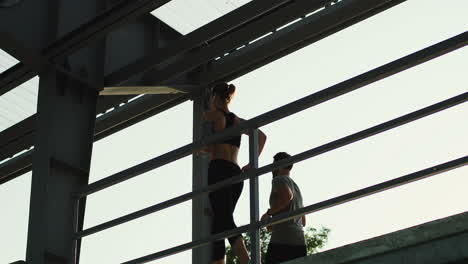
[
  {"left": 289, "top": 244, "right": 307, "bottom": 259},
  {"left": 265, "top": 243, "right": 276, "bottom": 264}
]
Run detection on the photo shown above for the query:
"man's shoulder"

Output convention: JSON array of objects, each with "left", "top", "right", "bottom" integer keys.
[
  {"left": 274, "top": 176, "right": 303, "bottom": 193},
  {"left": 272, "top": 175, "right": 294, "bottom": 186}
]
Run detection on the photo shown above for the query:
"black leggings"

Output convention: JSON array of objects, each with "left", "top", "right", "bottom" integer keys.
[{"left": 208, "top": 159, "right": 244, "bottom": 261}]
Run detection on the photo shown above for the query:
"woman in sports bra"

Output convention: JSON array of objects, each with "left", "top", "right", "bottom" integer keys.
[{"left": 203, "top": 82, "right": 267, "bottom": 264}]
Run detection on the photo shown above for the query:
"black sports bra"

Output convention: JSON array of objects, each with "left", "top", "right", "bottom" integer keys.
[{"left": 212, "top": 109, "right": 241, "bottom": 148}]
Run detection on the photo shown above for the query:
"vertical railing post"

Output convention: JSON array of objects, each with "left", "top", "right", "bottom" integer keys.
[
  {"left": 192, "top": 86, "right": 212, "bottom": 264},
  {"left": 249, "top": 128, "right": 261, "bottom": 264}
]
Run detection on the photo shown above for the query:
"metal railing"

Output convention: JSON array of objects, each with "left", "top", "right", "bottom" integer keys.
[
  {"left": 121, "top": 156, "right": 467, "bottom": 264},
  {"left": 71, "top": 31, "right": 468, "bottom": 263}
]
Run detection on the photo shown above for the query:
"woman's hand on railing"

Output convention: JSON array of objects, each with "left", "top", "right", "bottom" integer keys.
[{"left": 241, "top": 163, "right": 251, "bottom": 172}]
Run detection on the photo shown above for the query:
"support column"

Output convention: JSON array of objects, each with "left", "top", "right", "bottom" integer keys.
[
  {"left": 26, "top": 68, "right": 98, "bottom": 264},
  {"left": 192, "top": 87, "right": 212, "bottom": 263}
]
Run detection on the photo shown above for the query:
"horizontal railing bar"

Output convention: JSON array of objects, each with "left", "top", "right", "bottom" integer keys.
[
  {"left": 75, "top": 91, "right": 467, "bottom": 239},
  {"left": 74, "top": 32, "right": 467, "bottom": 198},
  {"left": 254, "top": 92, "right": 468, "bottom": 177},
  {"left": 247, "top": 32, "right": 467, "bottom": 129},
  {"left": 121, "top": 156, "right": 468, "bottom": 263}
]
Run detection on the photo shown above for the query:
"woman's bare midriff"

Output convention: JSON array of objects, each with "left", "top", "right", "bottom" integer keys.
[{"left": 210, "top": 143, "right": 239, "bottom": 165}]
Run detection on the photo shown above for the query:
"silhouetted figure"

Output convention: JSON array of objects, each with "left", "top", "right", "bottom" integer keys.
[
  {"left": 261, "top": 152, "right": 306, "bottom": 264},
  {"left": 203, "top": 82, "right": 267, "bottom": 264}
]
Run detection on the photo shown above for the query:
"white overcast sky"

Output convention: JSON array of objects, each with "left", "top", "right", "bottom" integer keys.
[{"left": 1, "top": 0, "right": 467, "bottom": 263}]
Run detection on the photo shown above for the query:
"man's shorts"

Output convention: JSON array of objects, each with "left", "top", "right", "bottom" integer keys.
[{"left": 265, "top": 242, "right": 307, "bottom": 264}]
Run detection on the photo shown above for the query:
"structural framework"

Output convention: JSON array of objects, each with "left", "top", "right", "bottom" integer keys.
[{"left": 0, "top": 0, "right": 466, "bottom": 263}]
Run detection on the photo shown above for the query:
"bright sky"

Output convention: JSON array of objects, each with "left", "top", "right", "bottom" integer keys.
[{"left": 1, "top": 0, "right": 467, "bottom": 263}]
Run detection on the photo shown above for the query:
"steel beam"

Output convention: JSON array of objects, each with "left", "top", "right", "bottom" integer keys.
[
  {"left": 0, "top": 0, "right": 57, "bottom": 96},
  {"left": 105, "top": 0, "right": 292, "bottom": 85},
  {"left": 43, "top": 0, "right": 172, "bottom": 62},
  {"left": 0, "top": 31, "right": 44, "bottom": 72},
  {"left": 80, "top": 0, "right": 410, "bottom": 163},
  {"left": 0, "top": 0, "right": 59, "bottom": 58},
  {"left": 0, "top": 0, "right": 21, "bottom": 8},
  {"left": 54, "top": 0, "right": 411, "bottom": 160},
  {"left": 0, "top": 0, "right": 288, "bottom": 154},
  {"left": 0, "top": 150, "right": 32, "bottom": 185},
  {"left": 0, "top": 0, "right": 173, "bottom": 95},
  {"left": 0, "top": 116, "right": 35, "bottom": 161},
  {"left": 0, "top": 94, "right": 189, "bottom": 183},
  {"left": 0, "top": 15, "right": 177, "bottom": 162},
  {"left": 26, "top": 68, "right": 98, "bottom": 264},
  {"left": 120, "top": 156, "right": 468, "bottom": 263},
  {"left": 0, "top": 0, "right": 406, "bottom": 148},
  {"left": 0, "top": 28, "right": 105, "bottom": 86},
  {"left": 198, "top": 0, "right": 406, "bottom": 83},
  {"left": 94, "top": 94, "right": 189, "bottom": 141},
  {"left": 23, "top": 1, "right": 109, "bottom": 262},
  {"left": 141, "top": 0, "right": 330, "bottom": 86},
  {"left": 0, "top": 14, "right": 180, "bottom": 163},
  {"left": 0, "top": 64, "right": 36, "bottom": 96},
  {"left": 0, "top": 0, "right": 400, "bottom": 167}
]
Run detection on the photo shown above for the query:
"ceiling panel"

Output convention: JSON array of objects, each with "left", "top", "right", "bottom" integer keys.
[
  {"left": 151, "top": 0, "right": 251, "bottom": 35},
  {"left": 0, "top": 48, "right": 18, "bottom": 74},
  {"left": 0, "top": 76, "right": 38, "bottom": 133}
]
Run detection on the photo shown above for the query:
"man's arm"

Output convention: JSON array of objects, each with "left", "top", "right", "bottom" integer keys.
[
  {"left": 269, "top": 182, "right": 293, "bottom": 215},
  {"left": 262, "top": 181, "right": 293, "bottom": 231}
]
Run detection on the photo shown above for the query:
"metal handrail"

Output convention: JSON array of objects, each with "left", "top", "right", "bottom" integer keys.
[
  {"left": 74, "top": 31, "right": 467, "bottom": 199},
  {"left": 121, "top": 156, "right": 468, "bottom": 263},
  {"left": 75, "top": 91, "right": 467, "bottom": 239}
]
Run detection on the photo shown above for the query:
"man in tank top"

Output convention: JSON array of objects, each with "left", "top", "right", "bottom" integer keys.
[{"left": 261, "top": 152, "right": 306, "bottom": 264}]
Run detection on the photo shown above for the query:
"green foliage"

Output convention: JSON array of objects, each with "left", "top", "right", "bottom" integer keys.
[
  {"left": 226, "top": 226, "right": 330, "bottom": 264},
  {"left": 304, "top": 226, "right": 330, "bottom": 255}
]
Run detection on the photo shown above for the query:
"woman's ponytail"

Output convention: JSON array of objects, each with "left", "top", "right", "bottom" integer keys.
[{"left": 213, "top": 82, "right": 236, "bottom": 103}]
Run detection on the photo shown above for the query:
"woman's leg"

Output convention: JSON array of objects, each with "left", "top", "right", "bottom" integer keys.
[
  {"left": 229, "top": 181, "right": 249, "bottom": 264},
  {"left": 208, "top": 162, "right": 229, "bottom": 262},
  {"left": 209, "top": 188, "right": 229, "bottom": 262},
  {"left": 232, "top": 236, "right": 249, "bottom": 264},
  {"left": 209, "top": 161, "right": 248, "bottom": 263}
]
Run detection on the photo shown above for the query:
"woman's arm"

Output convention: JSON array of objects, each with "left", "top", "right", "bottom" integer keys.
[
  {"left": 238, "top": 117, "right": 267, "bottom": 156},
  {"left": 238, "top": 117, "right": 267, "bottom": 172},
  {"left": 257, "top": 129, "right": 267, "bottom": 156}
]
